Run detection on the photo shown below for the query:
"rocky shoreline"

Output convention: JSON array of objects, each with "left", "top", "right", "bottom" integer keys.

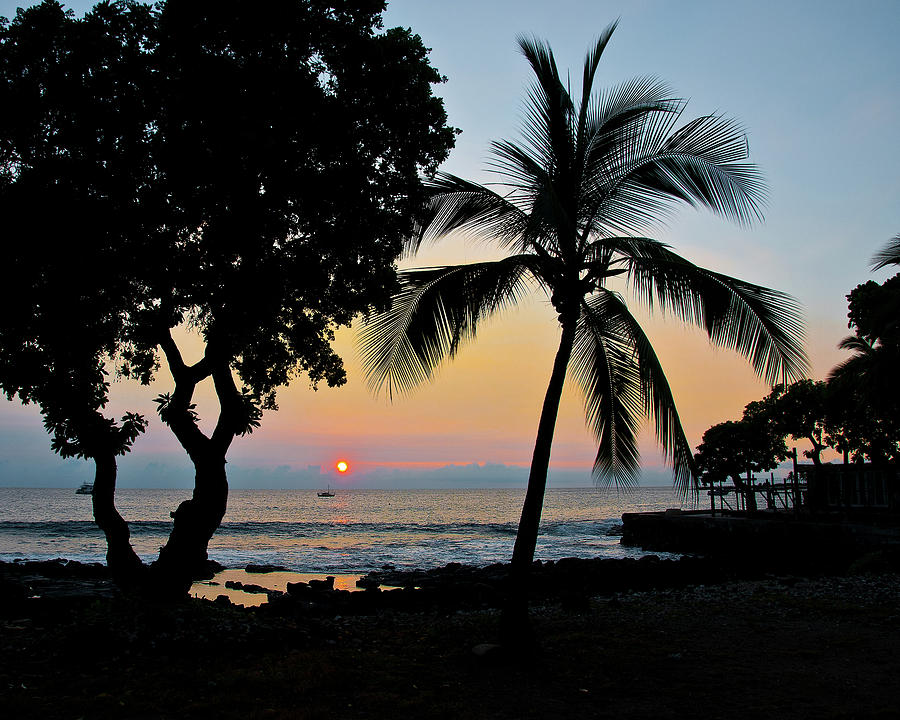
[
  {"left": 3, "top": 556, "right": 900, "bottom": 718},
  {"left": 0, "top": 553, "right": 782, "bottom": 617},
  {"left": 4, "top": 546, "right": 899, "bottom": 618}
]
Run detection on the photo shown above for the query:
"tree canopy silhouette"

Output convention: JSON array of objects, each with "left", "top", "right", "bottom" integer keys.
[
  {"left": 359, "top": 23, "right": 808, "bottom": 637},
  {"left": 0, "top": 0, "right": 158, "bottom": 581},
  {"left": 1, "top": 0, "right": 455, "bottom": 594},
  {"left": 827, "top": 234, "right": 900, "bottom": 463},
  {"left": 758, "top": 381, "right": 830, "bottom": 467},
  {"left": 694, "top": 402, "right": 789, "bottom": 511}
]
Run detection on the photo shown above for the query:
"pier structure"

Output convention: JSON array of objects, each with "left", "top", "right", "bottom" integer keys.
[{"left": 624, "top": 463, "right": 900, "bottom": 572}]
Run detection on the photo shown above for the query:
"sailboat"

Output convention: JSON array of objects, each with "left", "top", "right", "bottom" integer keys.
[{"left": 317, "top": 486, "right": 335, "bottom": 497}]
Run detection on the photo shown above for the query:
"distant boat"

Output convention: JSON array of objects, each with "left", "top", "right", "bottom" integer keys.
[
  {"left": 76, "top": 482, "right": 94, "bottom": 495},
  {"left": 317, "top": 486, "right": 335, "bottom": 497}
]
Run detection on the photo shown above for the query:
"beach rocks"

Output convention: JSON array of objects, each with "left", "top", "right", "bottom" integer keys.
[
  {"left": 309, "top": 576, "right": 335, "bottom": 591},
  {"left": 245, "top": 563, "right": 291, "bottom": 573},
  {"left": 224, "top": 580, "right": 269, "bottom": 594},
  {"left": 194, "top": 559, "right": 225, "bottom": 580}
]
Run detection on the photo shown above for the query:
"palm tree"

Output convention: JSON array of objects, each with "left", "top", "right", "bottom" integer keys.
[
  {"left": 360, "top": 24, "right": 808, "bottom": 632},
  {"left": 871, "top": 234, "right": 900, "bottom": 271}
]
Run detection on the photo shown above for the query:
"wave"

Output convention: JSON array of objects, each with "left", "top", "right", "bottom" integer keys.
[{"left": 0, "top": 517, "right": 619, "bottom": 540}]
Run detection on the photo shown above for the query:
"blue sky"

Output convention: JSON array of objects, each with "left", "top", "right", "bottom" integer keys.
[{"left": 1, "top": 0, "right": 898, "bottom": 488}]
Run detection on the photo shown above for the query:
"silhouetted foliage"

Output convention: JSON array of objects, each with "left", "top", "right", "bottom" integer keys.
[
  {"left": 827, "top": 234, "right": 900, "bottom": 463},
  {"left": 0, "top": 0, "right": 159, "bottom": 580},
  {"left": 761, "top": 380, "right": 830, "bottom": 465},
  {"left": 694, "top": 403, "right": 788, "bottom": 511},
  {"left": 360, "top": 23, "right": 807, "bottom": 639},
  {"left": 697, "top": 235, "right": 900, "bottom": 477},
  {"left": 1, "top": 0, "right": 455, "bottom": 593}
]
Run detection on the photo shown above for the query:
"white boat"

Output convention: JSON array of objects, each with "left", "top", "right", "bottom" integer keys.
[{"left": 76, "top": 482, "right": 94, "bottom": 495}]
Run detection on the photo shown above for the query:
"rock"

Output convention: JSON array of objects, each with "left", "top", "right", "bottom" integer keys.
[
  {"left": 308, "top": 576, "right": 335, "bottom": 591},
  {"left": 246, "top": 564, "right": 291, "bottom": 574},
  {"left": 225, "top": 580, "right": 269, "bottom": 594},
  {"left": 286, "top": 581, "right": 310, "bottom": 596},
  {"left": 0, "top": 577, "right": 29, "bottom": 614},
  {"left": 194, "top": 560, "right": 225, "bottom": 580}
]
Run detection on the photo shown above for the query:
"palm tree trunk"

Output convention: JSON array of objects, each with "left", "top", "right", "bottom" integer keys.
[
  {"left": 91, "top": 450, "right": 144, "bottom": 584},
  {"left": 503, "top": 319, "right": 577, "bottom": 643}
]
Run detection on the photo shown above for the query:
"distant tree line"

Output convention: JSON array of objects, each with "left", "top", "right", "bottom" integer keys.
[
  {"left": 694, "top": 235, "right": 900, "bottom": 506},
  {"left": 0, "top": 0, "right": 455, "bottom": 594}
]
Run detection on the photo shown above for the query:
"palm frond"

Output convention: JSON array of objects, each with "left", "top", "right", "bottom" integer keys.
[
  {"left": 583, "top": 76, "right": 681, "bottom": 177},
  {"left": 871, "top": 234, "right": 900, "bottom": 271},
  {"left": 359, "top": 257, "right": 538, "bottom": 398},
  {"left": 591, "top": 113, "right": 766, "bottom": 235},
  {"left": 575, "top": 21, "right": 619, "bottom": 156},
  {"left": 589, "top": 291, "right": 696, "bottom": 495},
  {"left": 488, "top": 139, "right": 570, "bottom": 255},
  {"left": 828, "top": 340, "right": 872, "bottom": 388},
  {"left": 626, "top": 246, "right": 809, "bottom": 384},
  {"left": 516, "top": 35, "right": 574, "bottom": 170},
  {"left": 569, "top": 292, "right": 643, "bottom": 488},
  {"left": 408, "top": 173, "right": 529, "bottom": 255},
  {"left": 837, "top": 335, "right": 875, "bottom": 354}
]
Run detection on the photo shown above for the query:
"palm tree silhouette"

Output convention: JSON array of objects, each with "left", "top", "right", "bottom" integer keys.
[
  {"left": 360, "top": 24, "right": 808, "bottom": 633},
  {"left": 872, "top": 234, "right": 900, "bottom": 271}
]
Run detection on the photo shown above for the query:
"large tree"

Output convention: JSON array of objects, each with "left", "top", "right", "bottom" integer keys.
[
  {"left": 1, "top": 0, "right": 455, "bottom": 594},
  {"left": 360, "top": 25, "right": 807, "bottom": 637},
  {"left": 0, "top": 0, "right": 158, "bottom": 582},
  {"left": 762, "top": 381, "right": 830, "bottom": 467},
  {"left": 694, "top": 407, "right": 789, "bottom": 511}
]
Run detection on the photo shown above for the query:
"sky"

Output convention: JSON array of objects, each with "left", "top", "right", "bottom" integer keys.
[{"left": 1, "top": 0, "right": 898, "bottom": 489}]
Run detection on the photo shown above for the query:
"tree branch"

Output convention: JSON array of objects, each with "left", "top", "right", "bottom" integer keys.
[
  {"left": 211, "top": 360, "right": 241, "bottom": 453},
  {"left": 157, "top": 328, "right": 211, "bottom": 457}
]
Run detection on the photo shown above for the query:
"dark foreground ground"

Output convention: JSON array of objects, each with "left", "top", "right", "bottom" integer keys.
[{"left": 2, "top": 559, "right": 899, "bottom": 720}]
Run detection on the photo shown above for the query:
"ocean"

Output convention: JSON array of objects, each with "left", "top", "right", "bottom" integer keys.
[{"left": 0, "top": 486, "right": 689, "bottom": 573}]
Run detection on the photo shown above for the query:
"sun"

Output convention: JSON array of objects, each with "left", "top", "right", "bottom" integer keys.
[{"left": 335, "top": 460, "right": 349, "bottom": 474}]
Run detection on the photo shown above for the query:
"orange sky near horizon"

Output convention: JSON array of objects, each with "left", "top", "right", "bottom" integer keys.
[{"left": 114, "top": 253, "right": 831, "bottom": 479}]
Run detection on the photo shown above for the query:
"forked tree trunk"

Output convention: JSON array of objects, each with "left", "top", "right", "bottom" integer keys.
[
  {"left": 91, "top": 449, "right": 144, "bottom": 584},
  {"left": 503, "top": 319, "right": 577, "bottom": 644},
  {"left": 150, "top": 333, "right": 237, "bottom": 598},
  {"left": 152, "top": 450, "right": 228, "bottom": 597},
  {"left": 808, "top": 436, "right": 823, "bottom": 468}
]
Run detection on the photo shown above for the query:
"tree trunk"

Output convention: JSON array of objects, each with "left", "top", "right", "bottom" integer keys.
[
  {"left": 503, "top": 319, "right": 577, "bottom": 645},
  {"left": 808, "top": 436, "right": 823, "bottom": 468},
  {"left": 150, "top": 333, "right": 237, "bottom": 598},
  {"left": 745, "top": 469, "right": 758, "bottom": 512},
  {"left": 91, "top": 450, "right": 144, "bottom": 584},
  {"left": 152, "top": 450, "right": 228, "bottom": 597}
]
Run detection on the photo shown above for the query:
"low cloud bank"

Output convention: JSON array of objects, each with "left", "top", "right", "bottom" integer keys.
[{"left": 0, "top": 456, "right": 679, "bottom": 489}]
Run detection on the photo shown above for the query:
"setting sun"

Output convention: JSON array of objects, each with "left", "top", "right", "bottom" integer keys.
[{"left": 336, "top": 460, "right": 349, "bottom": 474}]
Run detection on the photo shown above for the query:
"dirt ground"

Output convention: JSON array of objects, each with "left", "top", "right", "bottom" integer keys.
[{"left": 2, "top": 571, "right": 899, "bottom": 719}]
